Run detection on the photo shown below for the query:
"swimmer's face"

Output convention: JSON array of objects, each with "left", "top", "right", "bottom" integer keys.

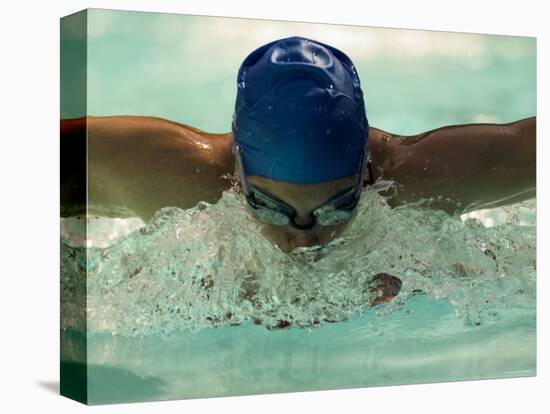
[{"left": 246, "top": 175, "right": 360, "bottom": 253}]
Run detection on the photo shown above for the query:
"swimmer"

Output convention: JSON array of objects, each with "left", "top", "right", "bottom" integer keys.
[{"left": 61, "top": 36, "right": 535, "bottom": 306}]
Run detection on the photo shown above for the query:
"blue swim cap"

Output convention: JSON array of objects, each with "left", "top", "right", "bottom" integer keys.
[{"left": 232, "top": 36, "right": 369, "bottom": 184}]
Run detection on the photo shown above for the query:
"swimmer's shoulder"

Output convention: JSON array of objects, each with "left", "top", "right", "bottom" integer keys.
[
  {"left": 61, "top": 115, "right": 237, "bottom": 220},
  {"left": 84, "top": 115, "right": 236, "bottom": 171}
]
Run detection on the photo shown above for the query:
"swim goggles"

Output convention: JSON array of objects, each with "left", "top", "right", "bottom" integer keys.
[{"left": 233, "top": 144, "right": 372, "bottom": 230}]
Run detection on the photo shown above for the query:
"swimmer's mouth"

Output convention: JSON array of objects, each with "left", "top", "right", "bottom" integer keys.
[{"left": 289, "top": 234, "right": 321, "bottom": 250}]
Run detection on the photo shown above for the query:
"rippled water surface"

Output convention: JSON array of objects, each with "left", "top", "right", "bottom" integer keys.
[{"left": 60, "top": 188, "right": 536, "bottom": 404}]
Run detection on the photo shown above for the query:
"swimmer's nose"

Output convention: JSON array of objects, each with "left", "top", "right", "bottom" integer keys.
[{"left": 293, "top": 213, "right": 316, "bottom": 229}]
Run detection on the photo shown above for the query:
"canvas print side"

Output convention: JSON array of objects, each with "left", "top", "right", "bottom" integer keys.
[{"left": 60, "top": 9, "right": 88, "bottom": 405}]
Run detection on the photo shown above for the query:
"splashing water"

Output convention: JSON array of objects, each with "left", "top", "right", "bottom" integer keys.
[{"left": 60, "top": 188, "right": 535, "bottom": 337}]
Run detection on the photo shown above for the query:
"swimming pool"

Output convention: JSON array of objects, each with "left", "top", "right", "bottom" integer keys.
[{"left": 60, "top": 9, "right": 536, "bottom": 404}]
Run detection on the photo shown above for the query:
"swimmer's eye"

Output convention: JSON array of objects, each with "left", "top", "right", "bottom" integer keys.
[
  {"left": 314, "top": 209, "right": 352, "bottom": 226},
  {"left": 244, "top": 183, "right": 360, "bottom": 229},
  {"left": 251, "top": 191, "right": 283, "bottom": 210}
]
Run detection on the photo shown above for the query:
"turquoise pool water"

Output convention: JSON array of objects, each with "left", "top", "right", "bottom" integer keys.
[
  {"left": 61, "top": 296, "right": 534, "bottom": 404},
  {"left": 60, "top": 188, "right": 536, "bottom": 404},
  {"left": 64, "top": 10, "right": 536, "bottom": 135}
]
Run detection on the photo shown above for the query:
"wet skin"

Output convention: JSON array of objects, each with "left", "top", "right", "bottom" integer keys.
[
  {"left": 62, "top": 115, "right": 535, "bottom": 221},
  {"left": 61, "top": 115, "right": 536, "bottom": 313}
]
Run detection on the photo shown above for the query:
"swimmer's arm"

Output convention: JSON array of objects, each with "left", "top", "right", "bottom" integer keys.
[
  {"left": 369, "top": 116, "right": 536, "bottom": 214},
  {"left": 61, "top": 115, "right": 235, "bottom": 221}
]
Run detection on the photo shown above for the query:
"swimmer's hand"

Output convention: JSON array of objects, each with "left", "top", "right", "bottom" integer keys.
[
  {"left": 261, "top": 273, "right": 402, "bottom": 330},
  {"left": 369, "top": 116, "right": 536, "bottom": 214},
  {"left": 61, "top": 116, "right": 235, "bottom": 221}
]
